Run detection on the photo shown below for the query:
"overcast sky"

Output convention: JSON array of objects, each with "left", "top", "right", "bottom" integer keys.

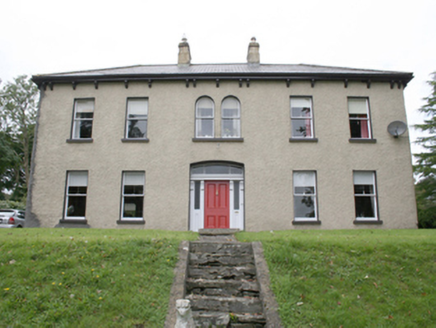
[{"left": 1, "top": 0, "right": 435, "bottom": 154}]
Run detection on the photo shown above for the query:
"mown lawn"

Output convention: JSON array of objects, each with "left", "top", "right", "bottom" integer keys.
[
  {"left": 1, "top": 229, "right": 435, "bottom": 327},
  {"left": 238, "top": 229, "right": 436, "bottom": 328},
  {"left": 0, "top": 229, "right": 197, "bottom": 327}
]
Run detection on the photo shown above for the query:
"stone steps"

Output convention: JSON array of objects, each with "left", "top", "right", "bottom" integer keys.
[{"left": 186, "top": 235, "right": 266, "bottom": 327}]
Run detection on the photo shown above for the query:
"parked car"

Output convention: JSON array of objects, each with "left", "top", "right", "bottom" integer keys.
[{"left": 0, "top": 209, "right": 25, "bottom": 228}]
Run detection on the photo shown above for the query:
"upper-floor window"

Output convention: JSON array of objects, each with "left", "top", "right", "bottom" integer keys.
[
  {"left": 293, "top": 171, "right": 317, "bottom": 221},
  {"left": 221, "top": 97, "right": 241, "bottom": 138},
  {"left": 354, "top": 171, "right": 378, "bottom": 220},
  {"left": 65, "top": 171, "right": 88, "bottom": 219},
  {"left": 195, "top": 97, "right": 214, "bottom": 138},
  {"left": 126, "top": 98, "right": 148, "bottom": 139},
  {"left": 348, "top": 98, "right": 371, "bottom": 139},
  {"left": 290, "top": 97, "right": 313, "bottom": 138},
  {"left": 72, "top": 99, "right": 94, "bottom": 139}
]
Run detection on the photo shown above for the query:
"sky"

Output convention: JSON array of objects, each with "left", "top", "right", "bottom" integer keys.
[{"left": 1, "top": 0, "right": 435, "bottom": 155}]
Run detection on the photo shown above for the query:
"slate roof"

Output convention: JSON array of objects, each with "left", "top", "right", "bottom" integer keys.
[{"left": 32, "top": 63, "right": 414, "bottom": 86}]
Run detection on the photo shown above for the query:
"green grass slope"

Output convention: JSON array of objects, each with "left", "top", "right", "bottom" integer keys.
[
  {"left": 0, "top": 229, "right": 197, "bottom": 327},
  {"left": 238, "top": 230, "right": 436, "bottom": 327}
]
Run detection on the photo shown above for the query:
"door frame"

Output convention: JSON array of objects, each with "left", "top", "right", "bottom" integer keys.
[{"left": 189, "top": 162, "right": 244, "bottom": 232}]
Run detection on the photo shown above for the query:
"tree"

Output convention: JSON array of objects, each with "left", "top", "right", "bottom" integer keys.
[
  {"left": 0, "top": 75, "right": 39, "bottom": 201},
  {"left": 414, "top": 72, "right": 436, "bottom": 228}
]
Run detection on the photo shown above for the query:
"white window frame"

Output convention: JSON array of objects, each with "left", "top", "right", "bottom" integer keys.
[
  {"left": 221, "top": 97, "right": 241, "bottom": 138},
  {"left": 125, "top": 98, "right": 148, "bottom": 139},
  {"left": 353, "top": 171, "right": 378, "bottom": 221},
  {"left": 72, "top": 99, "right": 94, "bottom": 139},
  {"left": 64, "top": 171, "right": 88, "bottom": 220},
  {"left": 348, "top": 98, "right": 372, "bottom": 139},
  {"left": 290, "top": 97, "right": 314, "bottom": 138},
  {"left": 293, "top": 171, "right": 318, "bottom": 221},
  {"left": 121, "top": 171, "right": 145, "bottom": 221},
  {"left": 195, "top": 97, "right": 214, "bottom": 138}
]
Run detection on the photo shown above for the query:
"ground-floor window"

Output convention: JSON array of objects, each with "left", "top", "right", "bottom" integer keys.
[
  {"left": 293, "top": 171, "right": 318, "bottom": 221},
  {"left": 354, "top": 171, "right": 378, "bottom": 220},
  {"left": 190, "top": 162, "right": 244, "bottom": 231},
  {"left": 121, "top": 171, "right": 145, "bottom": 220},
  {"left": 65, "top": 171, "right": 88, "bottom": 219}
]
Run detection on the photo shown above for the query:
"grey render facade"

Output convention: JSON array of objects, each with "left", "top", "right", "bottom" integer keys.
[{"left": 26, "top": 38, "right": 417, "bottom": 230}]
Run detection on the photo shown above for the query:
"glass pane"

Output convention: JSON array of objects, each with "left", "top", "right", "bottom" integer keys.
[
  {"left": 124, "top": 185, "right": 144, "bottom": 195},
  {"left": 350, "top": 119, "right": 369, "bottom": 138},
  {"left": 292, "top": 120, "right": 312, "bottom": 137},
  {"left": 67, "top": 196, "right": 86, "bottom": 217},
  {"left": 354, "top": 172, "right": 374, "bottom": 185},
  {"left": 294, "top": 195, "right": 316, "bottom": 218},
  {"left": 222, "top": 107, "right": 239, "bottom": 118},
  {"left": 234, "top": 181, "right": 240, "bottom": 210},
  {"left": 222, "top": 119, "right": 240, "bottom": 137},
  {"left": 194, "top": 181, "right": 200, "bottom": 210},
  {"left": 230, "top": 166, "right": 243, "bottom": 175},
  {"left": 127, "top": 120, "right": 147, "bottom": 138},
  {"left": 354, "top": 185, "right": 374, "bottom": 195},
  {"left": 295, "top": 186, "right": 315, "bottom": 195},
  {"left": 75, "top": 99, "right": 94, "bottom": 113},
  {"left": 128, "top": 99, "right": 148, "bottom": 116},
  {"left": 196, "top": 119, "right": 213, "bottom": 137},
  {"left": 75, "top": 112, "right": 94, "bottom": 119},
  {"left": 355, "top": 196, "right": 376, "bottom": 218},
  {"left": 197, "top": 107, "right": 214, "bottom": 118},
  {"left": 291, "top": 107, "right": 311, "bottom": 118},
  {"left": 348, "top": 98, "right": 368, "bottom": 115},
  {"left": 294, "top": 172, "right": 315, "bottom": 187},
  {"left": 205, "top": 165, "right": 229, "bottom": 174},
  {"left": 74, "top": 120, "right": 92, "bottom": 138},
  {"left": 68, "top": 186, "right": 87, "bottom": 194},
  {"left": 191, "top": 166, "right": 204, "bottom": 175},
  {"left": 222, "top": 97, "right": 239, "bottom": 111},
  {"left": 123, "top": 196, "right": 143, "bottom": 218},
  {"left": 68, "top": 172, "right": 88, "bottom": 187}
]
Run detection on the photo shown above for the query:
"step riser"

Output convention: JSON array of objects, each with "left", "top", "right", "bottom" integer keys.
[
  {"left": 189, "top": 266, "right": 257, "bottom": 280},
  {"left": 190, "top": 243, "right": 253, "bottom": 255},
  {"left": 189, "top": 298, "right": 263, "bottom": 313}
]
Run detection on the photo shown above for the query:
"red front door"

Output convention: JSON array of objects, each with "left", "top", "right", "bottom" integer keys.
[{"left": 204, "top": 181, "right": 230, "bottom": 229}]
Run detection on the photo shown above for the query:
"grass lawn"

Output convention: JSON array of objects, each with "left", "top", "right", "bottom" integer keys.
[
  {"left": 238, "top": 229, "right": 436, "bottom": 327},
  {"left": 1, "top": 229, "right": 435, "bottom": 327},
  {"left": 0, "top": 229, "right": 197, "bottom": 327}
]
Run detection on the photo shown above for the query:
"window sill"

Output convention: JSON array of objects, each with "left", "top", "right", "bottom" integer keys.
[
  {"left": 116, "top": 220, "right": 145, "bottom": 225},
  {"left": 353, "top": 220, "right": 383, "bottom": 225},
  {"left": 192, "top": 138, "right": 244, "bottom": 142},
  {"left": 66, "top": 138, "right": 93, "bottom": 143},
  {"left": 121, "top": 138, "right": 149, "bottom": 143},
  {"left": 289, "top": 138, "right": 318, "bottom": 143},
  {"left": 292, "top": 220, "right": 321, "bottom": 225},
  {"left": 59, "top": 219, "right": 88, "bottom": 224},
  {"left": 349, "top": 138, "right": 377, "bottom": 143}
]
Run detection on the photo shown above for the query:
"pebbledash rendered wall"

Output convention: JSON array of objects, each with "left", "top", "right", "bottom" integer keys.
[{"left": 27, "top": 78, "right": 417, "bottom": 230}]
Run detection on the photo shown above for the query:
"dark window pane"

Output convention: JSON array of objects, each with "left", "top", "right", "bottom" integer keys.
[
  {"left": 68, "top": 186, "right": 87, "bottom": 194},
  {"left": 355, "top": 196, "right": 375, "bottom": 217},
  {"left": 354, "top": 185, "right": 374, "bottom": 194},
  {"left": 124, "top": 185, "right": 144, "bottom": 195},
  {"left": 123, "top": 196, "right": 143, "bottom": 217},
  {"left": 67, "top": 196, "right": 86, "bottom": 217},
  {"left": 294, "top": 195, "right": 315, "bottom": 218},
  {"left": 76, "top": 112, "right": 94, "bottom": 119},
  {"left": 127, "top": 120, "right": 147, "bottom": 138},
  {"left": 194, "top": 181, "right": 200, "bottom": 210},
  {"left": 79, "top": 121, "right": 93, "bottom": 138},
  {"left": 234, "top": 181, "right": 240, "bottom": 210},
  {"left": 205, "top": 165, "right": 229, "bottom": 174}
]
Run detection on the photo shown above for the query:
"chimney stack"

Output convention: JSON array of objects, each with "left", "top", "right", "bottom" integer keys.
[
  {"left": 178, "top": 36, "right": 191, "bottom": 66},
  {"left": 247, "top": 37, "right": 260, "bottom": 65}
]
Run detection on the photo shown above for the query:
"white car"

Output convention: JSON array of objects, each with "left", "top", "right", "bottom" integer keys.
[{"left": 0, "top": 209, "right": 25, "bottom": 228}]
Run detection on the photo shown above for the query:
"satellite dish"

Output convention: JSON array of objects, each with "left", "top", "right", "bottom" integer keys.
[{"left": 387, "top": 121, "right": 407, "bottom": 138}]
